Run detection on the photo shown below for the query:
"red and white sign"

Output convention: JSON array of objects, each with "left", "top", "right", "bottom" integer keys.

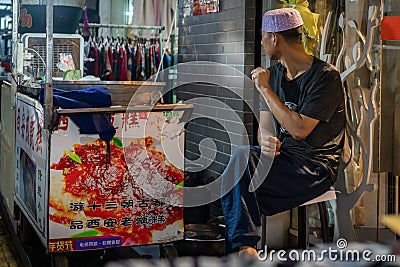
[
  {"left": 193, "top": 0, "right": 219, "bottom": 16},
  {"left": 48, "top": 110, "right": 185, "bottom": 252},
  {"left": 15, "top": 93, "right": 48, "bottom": 239}
]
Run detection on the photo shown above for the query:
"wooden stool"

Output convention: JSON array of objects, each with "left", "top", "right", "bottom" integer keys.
[{"left": 259, "top": 190, "right": 337, "bottom": 250}]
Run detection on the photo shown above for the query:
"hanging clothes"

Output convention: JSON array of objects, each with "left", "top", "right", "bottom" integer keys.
[
  {"left": 83, "top": 35, "right": 162, "bottom": 81},
  {"left": 85, "top": 44, "right": 96, "bottom": 76},
  {"left": 107, "top": 46, "right": 114, "bottom": 81},
  {"left": 127, "top": 43, "right": 132, "bottom": 81},
  {"left": 118, "top": 47, "right": 129, "bottom": 81},
  {"left": 103, "top": 44, "right": 112, "bottom": 78},
  {"left": 93, "top": 45, "right": 99, "bottom": 77},
  {"left": 113, "top": 47, "right": 119, "bottom": 81},
  {"left": 130, "top": 44, "right": 136, "bottom": 81},
  {"left": 138, "top": 40, "right": 146, "bottom": 80},
  {"left": 164, "top": 50, "right": 172, "bottom": 68}
]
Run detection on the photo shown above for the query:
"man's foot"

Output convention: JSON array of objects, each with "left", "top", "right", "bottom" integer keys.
[{"left": 238, "top": 246, "right": 258, "bottom": 259}]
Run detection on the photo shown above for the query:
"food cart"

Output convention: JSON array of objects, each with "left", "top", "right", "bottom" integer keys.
[
  {"left": 15, "top": 86, "right": 192, "bottom": 250},
  {"left": 10, "top": 1, "right": 192, "bottom": 265}
]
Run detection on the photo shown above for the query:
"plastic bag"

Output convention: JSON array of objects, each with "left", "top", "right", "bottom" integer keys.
[{"left": 57, "top": 53, "right": 76, "bottom": 72}]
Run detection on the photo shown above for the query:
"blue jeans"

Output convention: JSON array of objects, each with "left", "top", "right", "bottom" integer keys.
[{"left": 221, "top": 146, "right": 334, "bottom": 254}]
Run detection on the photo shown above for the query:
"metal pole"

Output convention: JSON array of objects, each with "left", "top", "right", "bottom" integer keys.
[
  {"left": 11, "top": 0, "right": 19, "bottom": 109},
  {"left": 44, "top": 1, "right": 54, "bottom": 130},
  {"left": 11, "top": 0, "right": 18, "bottom": 69},
  {"left": 79, "top": 22, "right": 165, "bottom": 31}
]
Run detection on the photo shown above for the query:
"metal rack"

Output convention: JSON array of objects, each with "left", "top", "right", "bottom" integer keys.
[
  {"left": 78, "top": 22, "right": 165, "bottom": 55},
  {"left": 79, "top": 22, "right": 165, "bottom": 32},
  {"left": 78, "top": 22, "right": 167, "bottom": 85}
]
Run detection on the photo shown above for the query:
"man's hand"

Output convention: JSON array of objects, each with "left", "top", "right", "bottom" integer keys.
[
  {"left": 260, "top": 135, "right": 281, "bottom": 157},
  {"left": 251, "top": 67, "right": 270, "bottom": 91}
]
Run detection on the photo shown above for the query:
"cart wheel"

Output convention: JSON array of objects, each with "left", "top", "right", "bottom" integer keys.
[
  {"left": 51, "top": 254, "right": 69, "bottom": 267},
  {"left": 162, "top": 244, "right": 179, "bottom": 260}
]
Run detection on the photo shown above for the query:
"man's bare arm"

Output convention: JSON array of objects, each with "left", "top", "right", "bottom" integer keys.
[{"left": 252, "top": 68, "right": 319, "bottom": 140}]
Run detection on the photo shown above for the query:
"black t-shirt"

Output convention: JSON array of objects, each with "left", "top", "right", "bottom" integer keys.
[
  {"left": 279, "top": 76, "right": 300, "bottom": 139},
  {"left": 259, "top": 57, "right": 345, "bottom": 180}
]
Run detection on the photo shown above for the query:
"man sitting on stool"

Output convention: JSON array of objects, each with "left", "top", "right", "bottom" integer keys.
[{"left": 221, "top": 8, "right": 345, "bottom": 257}]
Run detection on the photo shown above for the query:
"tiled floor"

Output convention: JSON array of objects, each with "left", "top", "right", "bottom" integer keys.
[{"left": 0, "top": 216, "right": 20, "bottom": 267}]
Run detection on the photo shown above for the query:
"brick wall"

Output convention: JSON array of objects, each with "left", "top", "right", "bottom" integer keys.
[{"left": 177, "top": 0, "right": 260, "bottom": 180}]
